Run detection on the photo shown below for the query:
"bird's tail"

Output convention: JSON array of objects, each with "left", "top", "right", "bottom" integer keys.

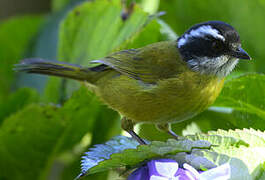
[{"left": 14, "top": 58, "right": 103, "bottom": 83}]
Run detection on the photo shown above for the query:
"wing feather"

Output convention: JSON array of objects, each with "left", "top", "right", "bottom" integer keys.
[{"left": 91, "top": 41, "right": 184, "bottom": 83}]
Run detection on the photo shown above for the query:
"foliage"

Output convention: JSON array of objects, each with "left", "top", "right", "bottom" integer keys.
[
  {"left": 0, "top": 86, "right": 118, "bottom": 180},
  {"left": 80, "top": 128, "right": 265, "bottom": 179},
  {"left": 80, "top": 136, "right": 211, "bottom": 176},
  {"left": 0, "top": 15, "right": 44, "bottom": 101},
  {"left": 0, "top": 0, "right": 264, "bottom": 179}
]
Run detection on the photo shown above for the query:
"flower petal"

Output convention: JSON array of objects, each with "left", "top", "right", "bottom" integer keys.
[
  {"left": 128, "top": 165, "right": 149, "bottom": 180},
  {"left": 150, "top": 175, "right": 171, "bottom": 180},
  {"left": 175, "top": 168, "right": 194, "bottom": 180},
  {"left": 199, "top": 163, "right": 231, "bottom": 180},
  {"left": 183, "top": 163, "right": 200, "bottom": 179},
  {"left": 147, "top": 159, "right": 179, "bottom": 178},
  {"left": 155, "top": 161, "right": 179, "bottom": 177}
]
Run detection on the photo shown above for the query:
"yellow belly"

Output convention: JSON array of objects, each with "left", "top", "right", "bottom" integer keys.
[{"left": 94, "top": 71, "right": 224, "bottom": 124}]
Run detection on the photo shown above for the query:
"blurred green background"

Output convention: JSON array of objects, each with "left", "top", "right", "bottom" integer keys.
[{"left": 0, "top": 0, "right": 264, "bottom": 179}]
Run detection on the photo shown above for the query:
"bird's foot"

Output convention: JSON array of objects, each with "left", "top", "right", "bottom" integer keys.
[
  {"left": 121, "top": 117, "right": 147, "bottom": 145},
  {"left": 128, "top": 130, "right": 147, "bottom": 145},
  {"left": 156, "top": 123, "right": 179, "bottom": 140},
  {"left": 167, "top": 130, "right": 179, "bottom": 140}
]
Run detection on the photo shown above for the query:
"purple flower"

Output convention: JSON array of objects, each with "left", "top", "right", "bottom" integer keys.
[{"left": 128, "top": 159, "right": 231, "bottom": 180}]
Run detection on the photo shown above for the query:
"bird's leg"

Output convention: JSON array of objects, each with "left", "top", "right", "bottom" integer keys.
[
  {"left": 156, "top": 123, "right": 179, "bottom": 140},
  {"left": 121, "top": 117, "right": 146, "bottom": 145}
]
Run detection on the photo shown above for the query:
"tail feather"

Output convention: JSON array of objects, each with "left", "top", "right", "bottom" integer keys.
[{"left": 14, "top": 58, "right": 97, "bottom": 82}]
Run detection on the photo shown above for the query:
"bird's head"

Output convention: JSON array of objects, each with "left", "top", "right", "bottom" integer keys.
[{"left": 177, "top": 21, "right": 251, "bottom": 77}]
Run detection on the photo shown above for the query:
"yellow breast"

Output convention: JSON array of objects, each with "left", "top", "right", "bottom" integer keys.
[{"left": 94, "top": 70, "right": 224, "bottom": 124}]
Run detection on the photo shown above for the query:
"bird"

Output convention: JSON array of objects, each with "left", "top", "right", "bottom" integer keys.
[{"left": 14, "top": 21, "right": 251, "bottom": 145}]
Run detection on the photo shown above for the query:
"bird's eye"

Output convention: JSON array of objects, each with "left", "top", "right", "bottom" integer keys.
[{"left": 212, "top": 41, "right": 223, "bottom": 51}]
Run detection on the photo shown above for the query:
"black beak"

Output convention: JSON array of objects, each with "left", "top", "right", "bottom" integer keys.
[{"left": 230, "top": 48, "right": 251, "bottom": 60}]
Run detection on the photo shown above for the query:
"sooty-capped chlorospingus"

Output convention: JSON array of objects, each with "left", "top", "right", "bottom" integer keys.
[{"left": 15, "top": 21, "right": 251, "bottom": 145}]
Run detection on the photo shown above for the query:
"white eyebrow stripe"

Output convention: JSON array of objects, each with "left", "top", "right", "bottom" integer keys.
[{"left": 178, "top": 25, "right": 225, "bottom": 48}]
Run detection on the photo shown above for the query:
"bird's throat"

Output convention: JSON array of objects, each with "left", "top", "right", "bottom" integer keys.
[{"left": 186, "top": 56, "right": 239, "bottom": 78}]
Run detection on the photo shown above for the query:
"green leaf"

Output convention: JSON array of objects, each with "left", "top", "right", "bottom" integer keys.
[
  {"left": 80, "top": 136, "right": 139, "bottom": 175},
  {"left": 184, "top": 129, "right": 265, "bottom": 179},
  {"left": 51, "top": 86, "right": 101, "bottom": 154},
  {"left": 60, "top": 157, "right": 110, "bottom": 180},
  {"left": 208, "top": 129, "right": 265, "bottom": 147},
  {"left": 215, "top": 74, "right": 265, "bottom": 118},
  {"left": 79, "top": 136, "right": 211, "bottom": 177},
  {"left": 252, "top": 162, "right": 265, "bottom": 180},
  {"left": 18, "top": 6, "right": 77, "bottom": 96},
  {"left": 193, "top": 150, "right": 252, "bottom": 180},
  {"left": 157, "top": 19, "right": 178, "bottom": 41},
  {"left": 119, "top": 19, "right": 163, "bottom": 50},
  {"left": 167, "top": 152, "right": 216, "bottom": 170},
  {"left": 186, "top": 133, "right": 249, "bottom": 148},
  {"left": 0, "top": 15, "right": 44, "bottom": 101},
  {"left": 0, "top": 104, "right": 61, "bottom": 179},
  {"left": 0, "top": 88, "right": 39, "bottom": 125},
  {"left": 111, "top": 129, "right": 264, "bottom": 180},
  {"left": 119, "top": 18, "right": 178, "bottom": 50},
  {"left": 213, "top": 73, "right": 265, "bottom": 129},
  {"left": 141, "top": 0, "right": 160, "bottom": 14},
  {"left": 52, "top": 0, "right": 71, "bottom": 11},
  {"left": 183, "top": 128, "right": 265, "bottom": 179},
  {"left": 58, "top": 0, "right": 150, "bottom": 64},
  {"left": 0, "top": 86, "right": 109, "bottom": 180},
  {"left": 201, "top": 129, "right": 265, "bottom": 179}
]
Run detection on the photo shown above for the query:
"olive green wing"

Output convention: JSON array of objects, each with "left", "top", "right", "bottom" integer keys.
[{"left": 91, "top": 41, "right": 184, "bottom": 83}]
